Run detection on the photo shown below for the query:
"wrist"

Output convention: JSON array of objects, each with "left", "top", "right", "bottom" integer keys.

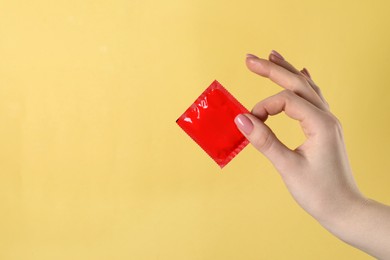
[
  {"left": 316, "top": 192, "right": 369, "bottom": 241},
  {"left": 316, "top": 194, "right": 390, "bottom": 258}
]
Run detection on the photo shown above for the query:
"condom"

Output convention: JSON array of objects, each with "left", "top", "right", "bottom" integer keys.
[{"left": 176, "top": 80, "right": 249, "bottom": 168}]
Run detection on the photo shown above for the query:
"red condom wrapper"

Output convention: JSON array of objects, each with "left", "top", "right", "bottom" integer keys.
[{"left": 176, "top": 80, "right": 249, "bottom": 168}]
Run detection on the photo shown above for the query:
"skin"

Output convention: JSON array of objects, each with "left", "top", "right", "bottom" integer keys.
[{"left": 234, "top": 51, "right": 390, "bottom": 259}]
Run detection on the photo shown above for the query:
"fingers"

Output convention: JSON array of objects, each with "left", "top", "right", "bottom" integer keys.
[
  {"left": 246, "top": 55, "right": 327, "bottom": 111},
  {"left": 234, "top": 113, "right": 300, "bottom": 172},
  {"left": 300, "top": 69, "right": 329, "bottom": 107},
  {"left": 269, "top": 50, "right": 302, "bottom": 75},
  {"left": 268, "top": 51, "right": 329, "bottom": 109},
  {"left": 235, "top": 90, "right": 335, "bottom": 172},
  {"left": 301, "top": 68, "right": 311, "bottom": 79},
  {"left": 251, "top": 90, "right": 330, "bottom": 138}
]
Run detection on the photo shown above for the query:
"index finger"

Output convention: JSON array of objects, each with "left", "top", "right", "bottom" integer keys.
[{"left": 251, "top": 90, "right": 332, "bottom": 138}]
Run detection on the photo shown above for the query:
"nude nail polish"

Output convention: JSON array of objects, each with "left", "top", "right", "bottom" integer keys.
[
  {"left": 246, "top": 53, "right": 259, "bottom": 59},
  {"left": 271, "top": 50, "right": 284, "bottom": 60},
  {"left": 302, "top": 68, "right": 311, "bottom": 78},
  {"left": 234, "top": 114, "right": 253, "bottom": 135}
]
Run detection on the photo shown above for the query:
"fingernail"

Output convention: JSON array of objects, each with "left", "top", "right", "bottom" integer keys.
[
  {"left": 302, "top": 68, "right": 311, "bottom": 78},
  {"left": 234, "top": 114, "right": 253, "bottom": 135},
  {"left": 271, "top": 50, "right": 284, "bottom": 60},
  {"left": 246, "top": 53, "right": 259, "bottom": 59}
]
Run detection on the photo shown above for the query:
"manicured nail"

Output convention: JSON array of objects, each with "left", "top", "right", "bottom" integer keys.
[
  {"left": 234, "top": 114, "right": 253, "bottom": 135},
  {"left": 271, "top": 50, "right": 284, "bottom": 60},
  {"left": 246, "top": 53, "right": 259, "bottom": 59},
  {"left": 302, "top": 68, "right": 311, "bottom": 78}
]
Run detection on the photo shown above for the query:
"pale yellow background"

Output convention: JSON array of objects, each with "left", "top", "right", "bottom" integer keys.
[{"left": 1, "top": 0, "right": 389, "bottom": 259}]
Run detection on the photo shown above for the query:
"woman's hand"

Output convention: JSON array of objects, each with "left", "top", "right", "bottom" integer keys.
[
  {"left": 236, "top": 51, "right": 363, "bottom": 222},
  {"left": 235, "top": 51, "right": 390, "bottom": 259}
]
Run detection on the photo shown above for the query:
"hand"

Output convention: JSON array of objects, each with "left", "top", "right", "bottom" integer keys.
[
  {"left": 235, "top": 51, "right": 390, "bottom": 259},
  {"left": 235, "top": 51, "right": 364, "bottom": 222}
]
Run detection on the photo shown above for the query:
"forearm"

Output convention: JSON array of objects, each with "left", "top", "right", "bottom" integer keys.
[{"left": 320, "top": 197, "right": 390, "bottom": 259}]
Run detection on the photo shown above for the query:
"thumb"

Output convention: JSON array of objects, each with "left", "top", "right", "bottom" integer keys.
[{"left": 234, "top": 113, "right": 298, "bottom": 170}]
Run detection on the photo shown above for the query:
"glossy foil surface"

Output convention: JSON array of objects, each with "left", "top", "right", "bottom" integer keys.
[{"left": 176, "top": 80, "right": 249, "bottom": 168}]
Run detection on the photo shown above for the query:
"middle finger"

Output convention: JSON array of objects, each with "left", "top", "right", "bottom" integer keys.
[{"left": 246, "top": 55, "right": 327, "bottom": 111}]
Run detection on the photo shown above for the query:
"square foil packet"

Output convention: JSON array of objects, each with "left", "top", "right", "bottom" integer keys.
[{"left": 176, "top": 80, "right": 249, "bottom": 168}]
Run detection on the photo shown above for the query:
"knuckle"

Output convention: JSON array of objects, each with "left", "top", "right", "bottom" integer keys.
[
  {"left": 322, "top": 113, "right": 343, "bottom": 136},
  {"left": 289, "top": 75, "right": 309, "bottom": 89},
  {"left": 280, "top": 89, "right": 294, "bottom": 99},
  {"left": 279, "top": 89, "right": 296, "bottom": 104},
  {"left": 329, "top": 114, "right": 342, "bottom": 128}
]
